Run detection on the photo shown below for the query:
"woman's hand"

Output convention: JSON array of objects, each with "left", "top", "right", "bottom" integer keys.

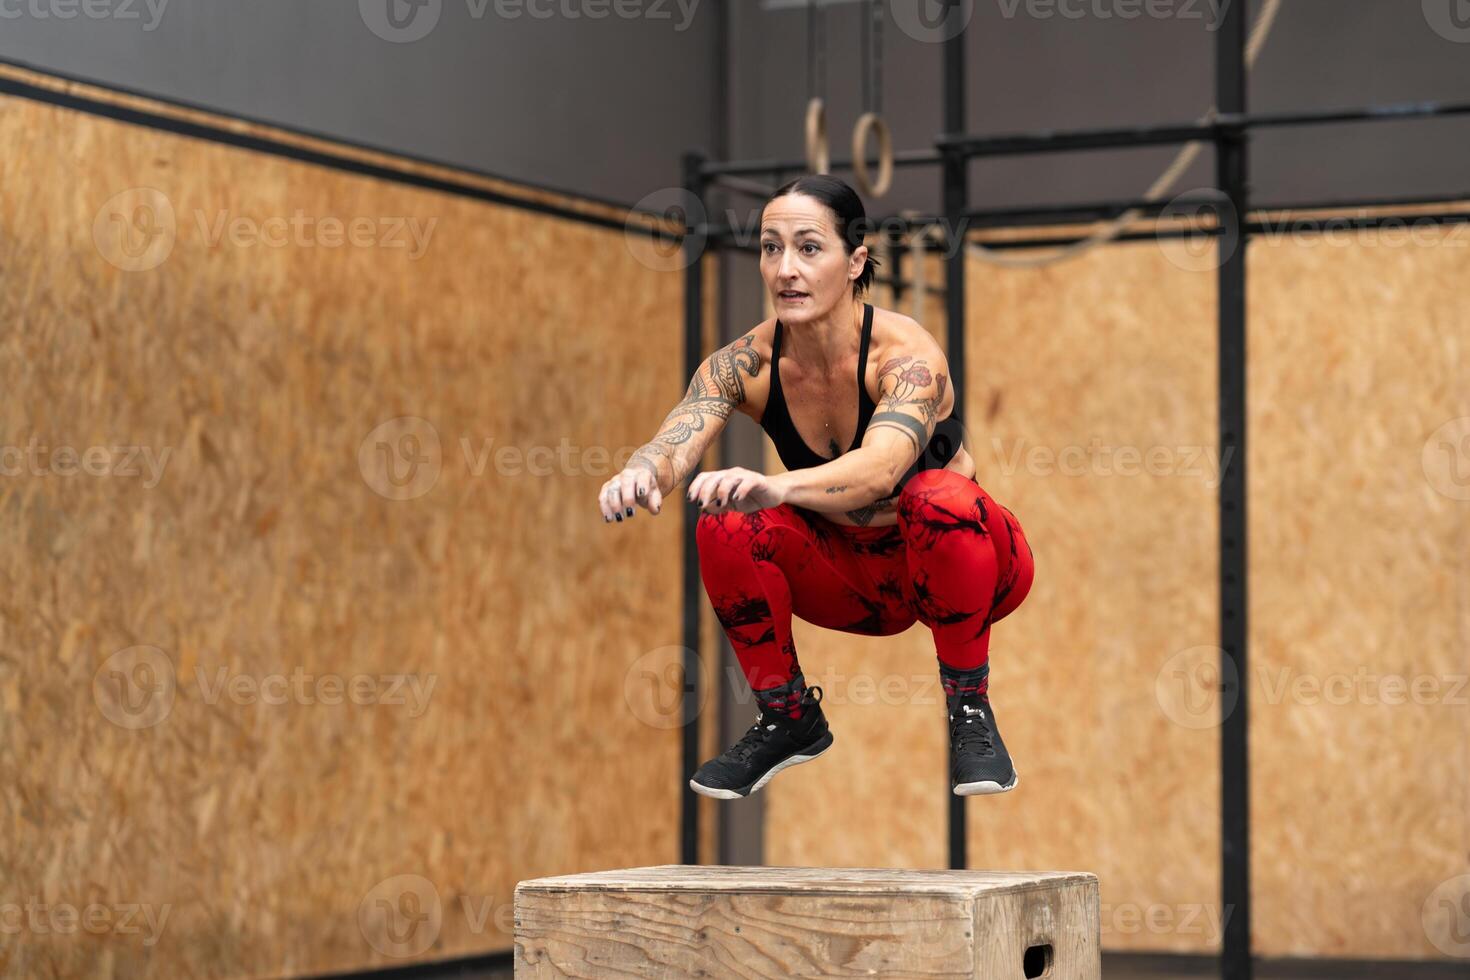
[
  {"left": 599, "top": 463, "right": 662, "bottom": 523},
  {"left": 687, "top": 468, "right": 786, "bottom": 515}
]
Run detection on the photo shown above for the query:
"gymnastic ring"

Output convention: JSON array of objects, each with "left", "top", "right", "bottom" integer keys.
[
  {"left": 805, "top": 97, "right": 830, "bottom": 174},
  {"left": 850, "top": 111, "right": 893, "bottom": 198}
]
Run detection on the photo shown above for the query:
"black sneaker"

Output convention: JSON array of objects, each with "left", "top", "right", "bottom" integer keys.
[
  {"left": 689, "top": 686, "right": 834, "bottom": 799},
  {"left": 948, "top": 690, "right": 1018, "bottom": 796}
]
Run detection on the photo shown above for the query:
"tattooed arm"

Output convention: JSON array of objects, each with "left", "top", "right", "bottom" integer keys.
[
  {"left": 773, "top": 328, "right": 952, "bottom": 525},
  {"left": 600, "top": 333, "right": 761, "bottom": 520}
]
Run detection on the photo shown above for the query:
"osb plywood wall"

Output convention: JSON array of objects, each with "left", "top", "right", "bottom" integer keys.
[
  {"left": 766, "top": 228, "right": 1469, "bottom": 961},
  {"left": 0, "top": 86, "right": 713, "bottom": 978},
  {"left": 1247, "top": 226, "right": 1468, "bottom": 960}
]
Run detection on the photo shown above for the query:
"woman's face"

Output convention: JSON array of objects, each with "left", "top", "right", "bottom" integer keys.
[{"left": 759, "top": 193, "right": 867, "bottom": 323}]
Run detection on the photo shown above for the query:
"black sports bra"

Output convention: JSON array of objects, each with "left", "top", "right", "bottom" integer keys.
[{"left": 758, "top": 303, "right": 965, "bottom": 498}]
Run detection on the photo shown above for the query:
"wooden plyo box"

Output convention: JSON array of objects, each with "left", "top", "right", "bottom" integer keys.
[{"left": 514, "top": 864, "right": 1100, "bottom": 979}]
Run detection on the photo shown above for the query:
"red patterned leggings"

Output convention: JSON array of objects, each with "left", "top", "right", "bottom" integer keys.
[{"left": 696, "top": 469, "right": 1035, "bottom": 695}]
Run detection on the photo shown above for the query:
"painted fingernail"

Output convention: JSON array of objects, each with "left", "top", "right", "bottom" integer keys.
[
  {"left": 615, "top": 514, "right": 623, "bottom": 522},
  {"left": 625, "top": 507, "right": 633, "bottom": 516}
]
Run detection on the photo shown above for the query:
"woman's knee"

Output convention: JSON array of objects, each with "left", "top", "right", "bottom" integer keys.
[
  {"left": 896, "top": 469, "right": 984, "bottom": 526},
  {"left": 696, "top": 508, "right": 795, "bottom": 560}
]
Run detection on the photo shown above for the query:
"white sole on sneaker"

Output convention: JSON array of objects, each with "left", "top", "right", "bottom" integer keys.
[
  {"left": 689, "top": 733, "right": 834, "bottom": 800},
  {"left": 953, "top": 771, "right": 1019, "bottom": 796}
]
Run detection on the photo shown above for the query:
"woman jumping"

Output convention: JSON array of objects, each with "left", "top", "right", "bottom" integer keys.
[{"left": 597, "top": 175, "right": 1035, "bottom": 800}]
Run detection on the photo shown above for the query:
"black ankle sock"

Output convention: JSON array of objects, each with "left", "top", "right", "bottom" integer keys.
[
  {"left": 753, "top": 673, "right": 808, "bottom": 720},
  {"left": 938, "top": 661, "right": 989, "bottom": 700}
]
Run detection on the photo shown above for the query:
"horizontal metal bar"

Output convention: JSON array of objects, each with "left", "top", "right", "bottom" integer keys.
[
  {"left": 703, "top": 192, "right": 1470, "bottom": 253},
  {"left": 894, "top": 189, "right": 1470, "bottom": 235},
  {"left": 701, "top": 99, "right": 1470, "bottom": 180},
  {"left": 936, "top": 98, "right": 1470, "bottom": 159},
  {"left": 974, "top": 209, "right": 1470, "bottom": 251},
  {"left": 701, "top": 147, "right": 941, "bottom": 178},
  {"left": 710, "top": 174, "right": 779, "bottom": 199}
]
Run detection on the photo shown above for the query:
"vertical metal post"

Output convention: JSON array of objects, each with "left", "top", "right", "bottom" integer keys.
[
  {"left": 1215, "top": 5, "right": 1251, "bottom": 978},
  {"left": 681, "top": 150, "right": 707, "bottom": 867},
  {"left": 941, "top": 0, "right": 969, "bottom": 873}
]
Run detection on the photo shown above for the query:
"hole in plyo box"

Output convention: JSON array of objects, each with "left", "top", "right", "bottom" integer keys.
[{"left": 1022, "top": 942, "right": 1053, "bottom": 978}]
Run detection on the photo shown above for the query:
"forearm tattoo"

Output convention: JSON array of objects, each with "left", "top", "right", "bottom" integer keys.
[
  {"left": 845, "top": 493, "right": 899, "bottom": 526},
  {"left": 628, "top": 333, "right": 761, "bottom": 489}
]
